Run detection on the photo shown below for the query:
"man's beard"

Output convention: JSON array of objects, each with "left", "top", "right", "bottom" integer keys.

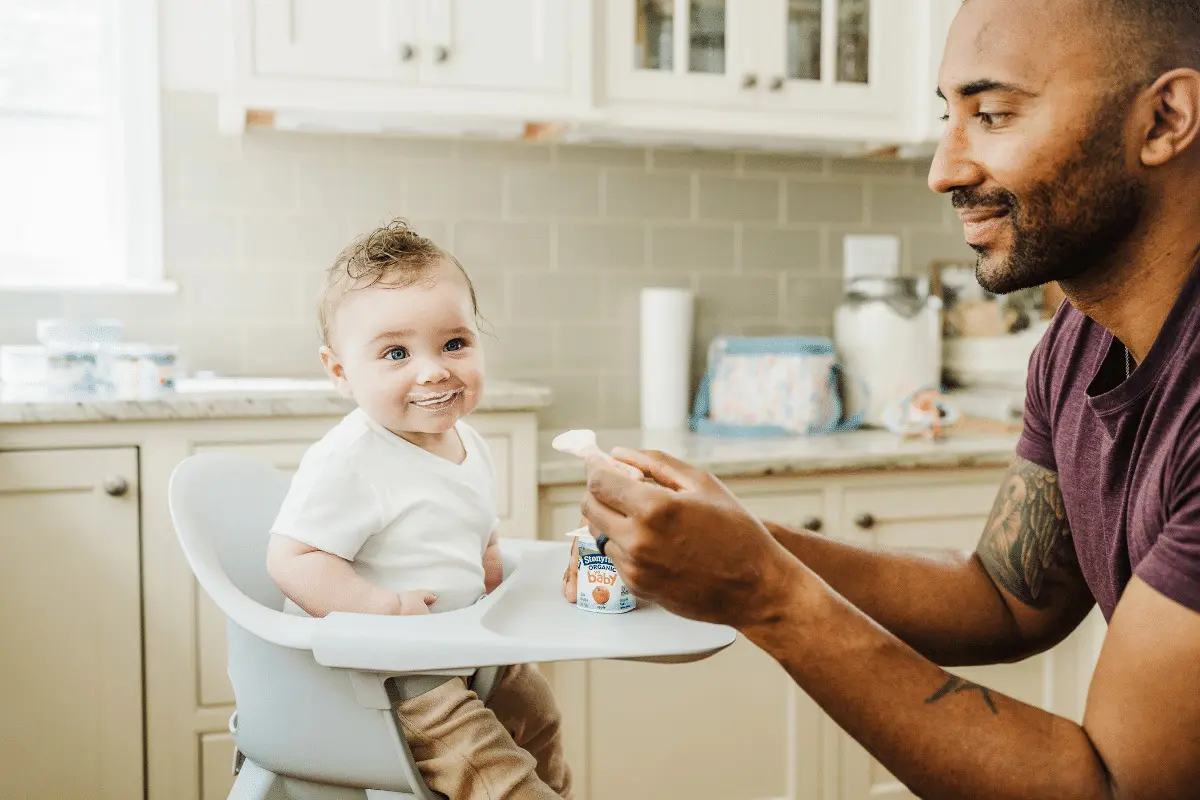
[{"left": 953, "top": 106, "right": 1148, "bottom": 295}]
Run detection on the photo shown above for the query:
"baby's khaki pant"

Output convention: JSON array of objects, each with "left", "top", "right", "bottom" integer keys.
[{"left": 393, "top": 662, "right": 573, "bottom": 800}]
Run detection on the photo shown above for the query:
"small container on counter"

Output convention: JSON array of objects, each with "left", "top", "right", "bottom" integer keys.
[
  {"left": 45, "top": 344, "right": 102, "bottom": 398},
  {"left": 0, "top": 344, "right": 50, "bottom": 386},
  {"left": 36, "top": 318, "right": 124, "bottom": 347},
  {"left": 101, "top": 344, "right": 178, "bottom": 398}
]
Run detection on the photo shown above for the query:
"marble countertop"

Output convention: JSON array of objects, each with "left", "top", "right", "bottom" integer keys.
[
  {"left": 538, "top": 426, "right": 1021, "bottom": 486},
  {"left": 0, "top": 377, "right": 552, "bottom": 425}
]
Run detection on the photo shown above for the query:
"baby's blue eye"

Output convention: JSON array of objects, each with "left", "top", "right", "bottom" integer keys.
[
  {"left": 384, "top": 347, "right": 408, "bottom": 361},
  {"left": 445, "top": 338, "right": 467, "bottom": 352}
]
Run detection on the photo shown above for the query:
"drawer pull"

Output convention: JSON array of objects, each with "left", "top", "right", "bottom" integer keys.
[
  {"left": 854, "top": 512, "right": 876, "bottom": 530},
  {"left": 103, "top": 475, "right": 129, "bottom": 497},
  {"left": 800, "top": 515, "right": 823, "bottom": 533}
]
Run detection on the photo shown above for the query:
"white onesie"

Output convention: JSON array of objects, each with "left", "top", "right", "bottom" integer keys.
[{"left": 270, "top": 408, "right": 499, "bottom": 615}]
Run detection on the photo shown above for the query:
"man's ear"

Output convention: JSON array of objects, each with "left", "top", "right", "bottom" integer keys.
[
  {"left": 1140, "top": 68, "right": 1200, "bottom": 167},
  {"left": 319, "top": 345, "right": 353, "bottom": 398}
]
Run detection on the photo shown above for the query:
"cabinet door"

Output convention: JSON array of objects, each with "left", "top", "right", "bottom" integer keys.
[
  {"left": 840, "top": 475, "right": 1001, "bottom": 550},
  {"left": 606, "top": 0, "right": 758, "bottom": 107},
  {"left": 419, "top": 0, "right": 571, "bottom": 92},
  {"left": 252, "top": 0, "right": 421, "bottom": 81},
  {"left": 0, "top": 448, "right": 143, "bottom": 800},
  {"left": 757, "top": 0, "right": 907, "bottom": 115},
  {"left": 200, "top": 733, "right": 238, "bottom": 800}
]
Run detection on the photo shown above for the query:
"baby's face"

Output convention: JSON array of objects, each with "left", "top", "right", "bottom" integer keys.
[{"left": 322, "top": 258, "right": 483, "bottom": 439}]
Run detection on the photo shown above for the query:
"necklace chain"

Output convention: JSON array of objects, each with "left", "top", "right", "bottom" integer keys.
[{"left": 1125, "top": 347, "right": 1134, "bottom": 380}]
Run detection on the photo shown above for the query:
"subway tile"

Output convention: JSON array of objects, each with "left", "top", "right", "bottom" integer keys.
[
  {"left": 651, "top": 148, "right": 736, "bottom": 172},
  {"left": 787, "top": 182, "right": 864, "bottom": 224},
  {"left": 509, "top": 274, "right": 607, "bottom": 323},
  {"left": 164, "top": 213, "right": 240, "bottom": 271},
  {"left": 557, "top": 222, "right": 646, "bottom": 270},
  {"left": 783, "top": 275, "right": 845, "bottom": 324},
  {"left": 601, "top": 273, "right": 694, "bottom": 324},
  {"left": 153, "top": 321, "right": 246, "bottom": 377},
  {"left": 907, "top": 230, "right": 977, "bottom": 275},
  {"left": 554, "top": 323, "right": 637, "bottom": 372},
  {"left": 468, "top": 270, "right": 509, "bottom": 325},
  {"left": 599, "top": 374, "right": 643, "bottom": 428},
  {"left": 178, "top": 149, "right": 297, "bottom": 212},
  {"left": 507, "top": 166, "right": 601, "bottom": 217},
  {"left": 182, "top": 268, "right": 309, "bottom": 323},
  {"left": 698, "top": 176, "right": 780, "bottom": 222},
  {"left": 738, "top": 320, "right": 831, "bottom": 338},
  {"left": 650, "top": 225, "right": 736, "bottom": 271},
  {"left": 458, "top": 139, "right": 553, "bottom": 163},
  {"left": 740, "top": 152, "right": 826, "bottom": 174},
  {"left": 61, "top": 292, "right": 187, "bottom": 329},
  {"left": 295, "top": 155, "right": 406, "bottom": 214},
  {"left": 828, "top": 157, "right": 912, "bottom": 177},
  {"left": 870, "top": 184, "right": 948, "bottom": 226},
  {"left": 529, "top": 373, "right": 603, "bottom": 429},
  {"left": 406, "top": 161, "right": 503, "bottom": 217},
  {"left": 695, "top": 274, "right": 783, "bottom": 320},
  {"left": 345, "top": 134, "right": 455, "bottom": 163},
  {"left": 241, "top": 322, "right": 326, "bottom": 378},
  {"left": 741, "top": 227, "right": 822, "bottom": 272},
  {"left": 557, "top": 144, "right": 647, "bottom": 167},
  {"left": 240, "top": 214, "right": 352, "bottom": 270},
  {"left": 0, "top": 293, "right": 68, "bottom": 325},
  {"left": 604, "top": 172, "right": 692, "bottom": 220},
  {"left": 480, "top": 323, "right": 556, "bottom": 373},
  {"left": 453, "top": 220, "right": 551, "bottom": 270}
]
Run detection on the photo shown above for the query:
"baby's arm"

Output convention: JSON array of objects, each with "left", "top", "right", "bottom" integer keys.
[
  {"left": 483, "top": 528, "right": 503, "bottom": 594},
  {"left": 267, "top": 534, "right": 435, "bottom": 616}
]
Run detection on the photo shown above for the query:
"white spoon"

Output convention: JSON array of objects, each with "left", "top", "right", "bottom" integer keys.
[{"left": 551, "top": 429, "right": 642, "bottom": 479}]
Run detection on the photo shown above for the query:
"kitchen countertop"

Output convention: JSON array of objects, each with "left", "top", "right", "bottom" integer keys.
[
  {"left": 538, "top": 426, "right": 1021, "bottom": 486},
  {"left": 0, "top": 378, "right": 552, "bottom": 424}
]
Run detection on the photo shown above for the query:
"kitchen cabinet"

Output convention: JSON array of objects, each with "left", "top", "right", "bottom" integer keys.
[
  {"left": 0, "top": 399, "right": 542, "bottom": 800},
  {"left": 539, "top": 467, "right": 1108, "bottom": 800},
  {"left": 226, "top": 0, "right": 591, "bottom": 132},
  {"left": 0, "top": 447, "right": 143, "bottom": 800},
  {"left": 599, "top": 0, "right": 915, "bottom": 145}
]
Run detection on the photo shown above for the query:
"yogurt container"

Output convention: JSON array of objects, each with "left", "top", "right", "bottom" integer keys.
[{"left": 574, "top": 533, "right": 636, "bottom": 614}]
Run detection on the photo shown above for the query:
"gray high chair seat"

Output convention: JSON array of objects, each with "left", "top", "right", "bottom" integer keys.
[{"left": 169, "top": 452, "right": 735, "bottom": 800}]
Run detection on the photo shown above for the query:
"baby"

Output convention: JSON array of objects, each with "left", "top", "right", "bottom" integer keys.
[{"left": 266, "top": 219, "right": 573, "bottom": 800}]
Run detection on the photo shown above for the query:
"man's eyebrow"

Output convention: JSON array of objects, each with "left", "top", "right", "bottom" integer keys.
[{"left": 936, "top": 80, "right": 1039, "bottom": 100}]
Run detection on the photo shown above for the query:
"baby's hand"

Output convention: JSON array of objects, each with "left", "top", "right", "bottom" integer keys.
[
  {"left": 397, "top": 590, "right": 437, "bottom": 615},
  {"left": 561, "top": 527, "right": 580, "bottom": 603}
]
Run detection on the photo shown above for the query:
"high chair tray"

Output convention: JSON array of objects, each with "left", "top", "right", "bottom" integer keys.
[{"left": 311, "top": 540, "right": 737, "bottom": 673}]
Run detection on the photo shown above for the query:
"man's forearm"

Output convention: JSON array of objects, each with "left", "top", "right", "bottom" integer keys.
[
  {"left": 743, "top": 565, "right": 1113, "bottom": 800},
  {"left": 762, "top": 521, "right": 1023, "bottom": 665}
]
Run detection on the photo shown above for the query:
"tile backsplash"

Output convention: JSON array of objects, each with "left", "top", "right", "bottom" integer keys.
[{"left": 0, "top": 92, "right": 976, "bottom": 428}]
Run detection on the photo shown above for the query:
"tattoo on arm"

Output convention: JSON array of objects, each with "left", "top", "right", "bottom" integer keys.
[
  {"left": 925, "top": 675, "right": 999, "bottom": 715},
  {"left": 976, "top": 456, "right": 1076, "bottom": 609}
]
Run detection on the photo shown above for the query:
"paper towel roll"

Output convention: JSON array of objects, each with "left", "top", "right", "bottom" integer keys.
[{"left": 640, "top": 287, "right": 694, "bottom": 430}]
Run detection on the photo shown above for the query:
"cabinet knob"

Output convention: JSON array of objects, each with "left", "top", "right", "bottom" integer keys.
[
  {"left": 399, "top": 43, "right": 416, "bottom": 62},
  {"left": 434, "top": 45, "right": 451, "bottom": 63},
  {"left": 854, "top": 512, "right": 876, "bottom": 530},
  {"left": 741, "top": 73, "right": 758, "bottom": 89},
  {"left": 800, "top": 515, "right": 823, "bottom": 533},
  {"left": 769, "top": 76, "right": 785, "bottom": 91},
  {"left": 103, "top": 476, "right": 130, "bottom": 497}
]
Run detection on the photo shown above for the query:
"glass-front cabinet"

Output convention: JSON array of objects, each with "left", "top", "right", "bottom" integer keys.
[{"left": 606, "top": 0, "right": 907, "bottom": 130}]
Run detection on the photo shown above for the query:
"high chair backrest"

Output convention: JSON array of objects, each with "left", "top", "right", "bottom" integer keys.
[{"left": 169, "top": 453, "right": 438, "bottom": 798}]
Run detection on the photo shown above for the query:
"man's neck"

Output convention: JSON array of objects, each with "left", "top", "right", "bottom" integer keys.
[{"left": 1059, "top": 216, "right": 1200, "bottom": 364}]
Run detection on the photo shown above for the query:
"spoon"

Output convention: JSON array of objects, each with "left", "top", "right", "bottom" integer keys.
[{"left": 551, "top": 429, "right": 642, "bottom": 479}]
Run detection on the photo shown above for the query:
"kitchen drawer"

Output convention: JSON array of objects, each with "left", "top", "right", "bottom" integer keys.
[
  {"left": 841, "top": 476, "right": 1001, "bottom": 551},
  {"left": 193, "top": 440, "right": 313, "bottom": 474},
  {"left": 735, "top": 487, "right": 827, "bottom": 534}
]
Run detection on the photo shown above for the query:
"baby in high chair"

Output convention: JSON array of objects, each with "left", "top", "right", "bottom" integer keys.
[{"left": 266, "top": 218, "right": 573, "bottom": 800}]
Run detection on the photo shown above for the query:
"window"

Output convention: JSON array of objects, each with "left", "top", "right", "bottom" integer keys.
[{"left": 0, "top": 0, "right": 163, "bottom": 289}]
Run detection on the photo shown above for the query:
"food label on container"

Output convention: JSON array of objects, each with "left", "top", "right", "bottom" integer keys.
[{"left": 575, "top": 540, "right": 635, "bottom": 614}]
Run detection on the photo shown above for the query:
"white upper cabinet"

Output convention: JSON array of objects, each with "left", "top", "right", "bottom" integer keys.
[
  {"left": 228, "top": 0, "right": 589, "bottom": 129},
  {"left": 252, "top": 0, "right": 422, "bottom": 82},
  {"left": 417, "top": 0, "right": 571, "bottom": 92},
  {"left": 600, "top": 0, "right": 919, "bottom": 144}
]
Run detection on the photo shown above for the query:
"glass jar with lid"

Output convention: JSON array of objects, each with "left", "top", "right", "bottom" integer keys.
[{"left": 833, "top": 277, "right": 943, "bottom": 427}]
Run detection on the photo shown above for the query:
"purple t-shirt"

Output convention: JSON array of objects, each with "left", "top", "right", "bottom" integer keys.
[{"left": 1017, "top": 265, "right": 1200, "bottom": 621}]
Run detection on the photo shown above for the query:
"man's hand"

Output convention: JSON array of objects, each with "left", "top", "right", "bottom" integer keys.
[
  {"left": 579, "top": 448, "right": 803, "bottom": 629},
  {"left": 562, "top": 533, "right": 580, "bottom": 602}
]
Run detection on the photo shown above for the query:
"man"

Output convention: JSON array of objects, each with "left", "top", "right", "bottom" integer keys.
[{"left": 573, "top": 0, "right": 1200, "bottom": 797}]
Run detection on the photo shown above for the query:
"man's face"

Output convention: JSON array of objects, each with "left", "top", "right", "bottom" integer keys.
[{"left": 929, "top": 0, "right": 1148, "bottom": 295}]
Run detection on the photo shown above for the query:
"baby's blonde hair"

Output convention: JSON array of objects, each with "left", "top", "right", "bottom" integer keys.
[{"left": 318, "top": 218, "right": 479, "bottom": 346}]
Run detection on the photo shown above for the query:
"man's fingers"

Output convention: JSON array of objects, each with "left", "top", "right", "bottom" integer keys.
[
  {"left": 584, "top": 454, "right": 661, "bottom": 517},
  {"left": 610, "top": 447, "right": 699, "bottom": 492},
  {"left": 580, "top": 491, "right": 630, "bottom": 540}
]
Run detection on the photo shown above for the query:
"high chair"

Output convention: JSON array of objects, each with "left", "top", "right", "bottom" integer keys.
[{"left": 168, "top": 452, "right": 735, "bottom": 800}]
